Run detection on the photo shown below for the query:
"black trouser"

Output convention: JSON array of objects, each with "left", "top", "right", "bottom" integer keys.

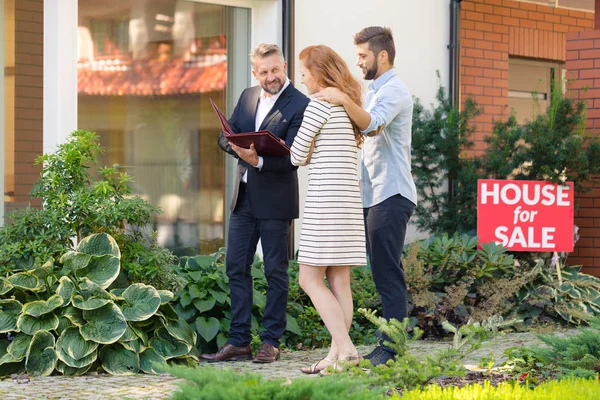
[
  {"left": 225, "top": 185, "right": 290, "bottom": 348},
  {"left": 363, "top": 193, "right": 416, "bottom": 353}
]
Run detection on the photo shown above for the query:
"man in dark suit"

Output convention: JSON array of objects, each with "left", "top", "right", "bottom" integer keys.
[{"left": 200, "top": 44, "right": 309, "bottom": 363}]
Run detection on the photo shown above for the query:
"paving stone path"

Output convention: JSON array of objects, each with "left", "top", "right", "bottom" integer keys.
[{"left": 0, "top": 330, "right": 572, "bottom": 400}]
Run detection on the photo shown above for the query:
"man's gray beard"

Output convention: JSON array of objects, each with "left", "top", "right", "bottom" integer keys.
[
  {"left": 364, "top": 59, "right": 379, "bottom": 80},
  {"left": 262, "top": 79, "right": 284, "bottom": 95}
]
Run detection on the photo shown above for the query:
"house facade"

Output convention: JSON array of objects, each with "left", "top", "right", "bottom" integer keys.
[{"left": 1, "top": 0, "right": 599, "bottom": 270}]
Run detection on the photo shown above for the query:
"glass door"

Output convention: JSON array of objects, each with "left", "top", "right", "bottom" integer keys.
[{"left": 77, "top": 0, "right": 250, "bottom": 255}]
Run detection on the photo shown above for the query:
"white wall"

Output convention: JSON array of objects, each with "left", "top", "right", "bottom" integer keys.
[
  {"left": 44, "top": 0, "right": 78, "bottom": 155},
  {"left": 293, "top": 0, "right": 450, "bottom": 245}
]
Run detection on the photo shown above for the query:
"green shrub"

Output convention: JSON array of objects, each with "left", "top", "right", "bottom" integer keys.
[
  {"left": 412, "top": 79, "right": 481, "bottom": 235},
  {"left": 412, "top": 80, "right": 600, "bottom": 234},
  {"left": 166, "top": 364, "right": 382, "bottom": 400},
  {"left": 398, "top": 378, "right": 600, "bottom": 400},
  {"left": 0, "top": 130, "right": 181, "bottom": 291},
  {"left": 405, "top": 233, "right": 527, "bottom": 336},
  {"left": 173, "top": 250, "right": 303, "bottom": 353},
  {"left": 348, "top": 312, "right": 468, "bottom": 391},
  {"left": 172, "top": 251, "right": 377, "bottom": 352},
  {"left": 0, "top": 208, "right": 72, "bottom": 271},
  {"left": 483, "top": 85, "right": 600, "bottom": 191},
  {"left": 315, "top": 309, "right": 516, "bottom": 393},
  {"left": 0, "top": 233, "right": 196, "bottom": 377},
  {"left": 404, "top": 233, "right": 600, "bottom": 334},
  {"left": 166, "top": 363, "right": 600, "bottom": 400},
  {"left": 512, "top": 263, "right": 600, "bottom": 325},
  {"left": 164, "top": 311, "right": 516, "bottom": 399},
  {"left": 501, "top": 318, "right": 600, "bottom": 382}
]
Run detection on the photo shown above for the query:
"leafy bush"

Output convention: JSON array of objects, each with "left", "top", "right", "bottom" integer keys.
[
  {"left": 346, "top": 311, "right": 467, "bottom": 390},
  {"left": 323, "top": 309, "right": 516, "bottom": 393},
  {"left": 165, "top": 355, "right": 600, "bottom": 400},
  {"left": 399, "top": 378, "right": 600, "bottom": 400},
  {"left": 500, "top": 318, "right": 600, "bottom": 383},
  {"left": 411, "top": 80, "right": 600, "bottom": 234},
  {"left": 173, "top": 251, "right": 302, "bottom": 353},
  {"left": 0, "top": 233, "right": 196, "bottom": 377},
  {"left": 483, "top": 86, "right": 600, "bottom": 191},
  {"left": 166, "top": 364, "right": 381, "bottom": 400},
  {"left": 405, "top": 234, "right": 528, "bottom": 336},
  {"left": 172, "top": 251, "right": 377, "bottom": 352},
  {"left": 513, "top": 263, "right": 600, "bottom": 325},
  {"left": 405, "top": 233, "right": 600, "bottom": 333},
  {"left": 0, "top": 208, "right": 72, "bottom": 271},
  {"left": 412, "top": 80, "right": 481, "bottom": 235},
  {"left": 0, "top": 130, "right": 183, "bottom": 291}
]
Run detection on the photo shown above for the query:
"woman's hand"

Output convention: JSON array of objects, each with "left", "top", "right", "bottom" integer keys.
[{"left": 306, "top": 140, "right": 316, "bottom": 164}]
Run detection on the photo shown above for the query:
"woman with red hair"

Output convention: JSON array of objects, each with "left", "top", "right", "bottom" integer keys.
[{"left": 291, "top": 45, "right": 366, "bottom": 374}]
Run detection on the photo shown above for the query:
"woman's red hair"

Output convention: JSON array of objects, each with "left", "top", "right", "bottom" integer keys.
[{"left": 299, "top": 45, "right": 363, "bottom": 147}]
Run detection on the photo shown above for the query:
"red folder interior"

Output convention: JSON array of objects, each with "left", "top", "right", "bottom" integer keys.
[{"left": 210, "top": 98, "right": 290, "bottom": 157}]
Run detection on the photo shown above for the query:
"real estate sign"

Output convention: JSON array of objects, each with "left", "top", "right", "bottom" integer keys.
[{"left": 477, "top": 179, "right": 574, "bottom": 252}]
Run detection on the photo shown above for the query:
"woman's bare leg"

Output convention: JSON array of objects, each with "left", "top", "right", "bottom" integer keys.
[
  {"left": 299, "top": 264, "right": 358, "bottom": 360},
  {"left": 326, "top": 266, "right": 354, "bottom": 359}
]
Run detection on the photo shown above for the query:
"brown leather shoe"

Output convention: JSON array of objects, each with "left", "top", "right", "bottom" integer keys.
[
  {"left": 199, "top": 343, "right": 252, "bottom": 363},
  {"left": 252, "top": 343, "right": 280, "bottom": 363}
]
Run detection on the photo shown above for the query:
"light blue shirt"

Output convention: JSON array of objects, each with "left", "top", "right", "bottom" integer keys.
[{"left": 360, "top": 68, "right": 417, "bottom": 208}]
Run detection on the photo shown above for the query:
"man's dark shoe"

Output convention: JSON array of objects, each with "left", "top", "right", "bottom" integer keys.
[
  {"left": 199, "top": 343, "right": 252, "bottom": 362},
  {"left": 252, "top": 343, "right": 280, "bottom": 363},
  {"left": 365, "top": 346, "right": 395, "bottom": 366},
  {"left": 363, "top": 346, "right": 383, "bottom": 360}
]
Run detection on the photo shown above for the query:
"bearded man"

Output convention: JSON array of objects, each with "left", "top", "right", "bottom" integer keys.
[{"left": 316, "top": 27, "right": 417, "bottom": 366}]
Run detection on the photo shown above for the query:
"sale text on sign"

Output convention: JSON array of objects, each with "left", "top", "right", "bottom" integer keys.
[{"left": 477, "top": 180, "right": 574, "bottom": 252}]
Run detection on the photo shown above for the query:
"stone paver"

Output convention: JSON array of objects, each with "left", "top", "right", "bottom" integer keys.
[{"left": 0, "top": 330, "right": 573, "bottom": 399}]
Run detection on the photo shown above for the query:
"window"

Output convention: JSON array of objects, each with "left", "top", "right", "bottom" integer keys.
[
  {"left": 508, "top": 58, "right": 563, "bottom": 124},
  {"left": 77, "top": 0, "right": 250, "bottom": 255}
]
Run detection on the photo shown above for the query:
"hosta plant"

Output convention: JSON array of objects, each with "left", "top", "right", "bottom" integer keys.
[
  {"left": 174, "top": 250, "right": 301, "bottom": 352},
  {"left": 175, "top": 249, "right": 376, "bottom": 352},
  {"left": 0, "top": 233, "right": 197, "bottom": 377},
  {"left": 514, "top": 263, "right": 600, "bottom": 324}
]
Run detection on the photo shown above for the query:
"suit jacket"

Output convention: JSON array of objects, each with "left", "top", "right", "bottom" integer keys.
[{"left": 218, "top": 83, "right": 310, "bottom": 220}]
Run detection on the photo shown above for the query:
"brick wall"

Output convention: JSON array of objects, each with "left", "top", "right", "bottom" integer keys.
[
  {"left": 460, "top": 0, "right": 594, "bottom": 155},
  {"left": 564, "top": 30, "right": 600, "bottom": 274},
  {"left": 461, "top": 0, "right": 600, "bottom": 274},
  {"left": 12, "top": 0, "right": 44, "bottom": 208}
]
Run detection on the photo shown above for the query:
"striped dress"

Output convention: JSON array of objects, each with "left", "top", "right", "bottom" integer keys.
[{"left": 290, "top": 99, "right": 367, "bottom": 267}]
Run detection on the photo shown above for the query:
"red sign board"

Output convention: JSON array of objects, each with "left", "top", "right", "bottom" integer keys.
[{"left": 477, "top": 179, "right": 574, "bottom": 252}]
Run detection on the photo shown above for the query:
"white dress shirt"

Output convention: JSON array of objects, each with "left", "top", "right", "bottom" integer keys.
[{"left": 242, "top": 79, "right": 290, "bottom": 183}]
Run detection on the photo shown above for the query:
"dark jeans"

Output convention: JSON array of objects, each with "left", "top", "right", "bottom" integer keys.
[
  {"left": 225, "top": 185, "right": 290, "bottom": 348},
  {"left": 363, "top": 193, "right": 416, "bottom": 354}
]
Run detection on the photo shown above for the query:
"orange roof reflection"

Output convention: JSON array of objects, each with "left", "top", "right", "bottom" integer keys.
[{"left": 77, "top": 56, "right": 227, "bottom": 96}]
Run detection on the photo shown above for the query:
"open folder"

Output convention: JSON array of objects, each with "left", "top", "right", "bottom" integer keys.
[{"left": 210, "top": 98, "right": 290, "bottom": 157}]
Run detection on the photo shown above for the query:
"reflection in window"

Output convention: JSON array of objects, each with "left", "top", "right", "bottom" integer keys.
[{"left": 77, "top": 0, "right": 240, "bottom": 255}]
